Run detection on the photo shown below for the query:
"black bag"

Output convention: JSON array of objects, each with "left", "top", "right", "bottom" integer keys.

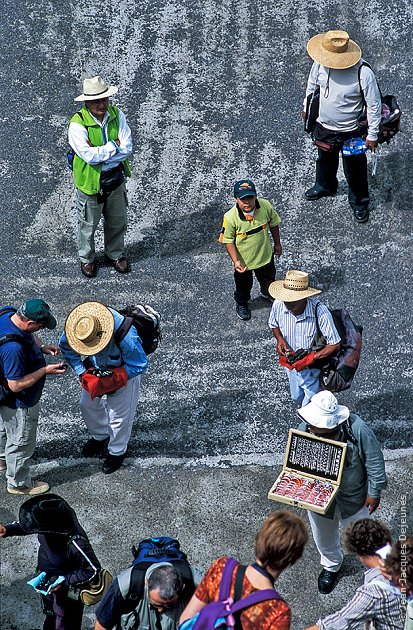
[
  {"left": 100, "top": 165, "right": 125, "bottom": 193},
  {"left": 114, "top": 305, "right": 162, "bottom": 356},
  {"left": 312, "top": 304, "right": 363, "bottom": 393},
  {"left": 304, "top": 86, "right": 320, "bottom": 134},
  {"left": 0, "top": 307, "right": 27, "bottom": 405},
  {"left": 356, "top": 62, "right": 401, "bottom": 144},
  {"left": 118, "top": 537, "right": 195, "bottom": 603}
]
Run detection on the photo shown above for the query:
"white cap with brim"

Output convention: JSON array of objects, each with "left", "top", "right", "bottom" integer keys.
[
  {"left": 298, "top": 391, "right": 350, "bottom": 429},
  {"left": 74, "top": 76, "right": 118, "bottom": 102}
]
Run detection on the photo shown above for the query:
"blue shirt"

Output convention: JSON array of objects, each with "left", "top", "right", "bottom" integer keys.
[
  {"left": 58, "top": 309, "right": 148, "bottom": 379},
  {"left": 0, "top": 307, "right": 46, "bottom": 409}
]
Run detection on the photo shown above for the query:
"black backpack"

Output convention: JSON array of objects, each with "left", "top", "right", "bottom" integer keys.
[
  {"left": 0, "top": 307, "right": 28, "bottom": 405},
  {"left": 114, "top": 305, "right": 162, "bottom": 356},
  {"left": 117, "top": 537, "right": 195, "bottom": 605},
  {"left": 313, "top": 304, "right": 363, "bottom": 393},
  {"left": 356, "top": 62, "right": 401, "bottom": 144}
]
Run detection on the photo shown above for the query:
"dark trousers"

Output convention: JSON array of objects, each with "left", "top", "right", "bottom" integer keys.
[
  {"left": 42, "top": 590, "right": 84, "bottom": 630},
  {"left": 316, "top": 148, "right": 369, "bottom": 211},
  {"left": 313, "top": 123, "right": 369, "bottom": 212},
  {"left": 234, "top": 256, "right": 276, "bottom": 305}
]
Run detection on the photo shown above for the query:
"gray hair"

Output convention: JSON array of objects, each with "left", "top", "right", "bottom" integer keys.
[{"left": 147, "top": 565, "right": 183, "bottom": 600}]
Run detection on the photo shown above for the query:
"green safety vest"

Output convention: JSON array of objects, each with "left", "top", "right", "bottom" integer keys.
[{"left": 70, "top": 104, "right": 131, "bottom": 195}]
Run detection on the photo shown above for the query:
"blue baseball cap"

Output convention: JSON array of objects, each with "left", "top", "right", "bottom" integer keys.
[{"left": 233, "top": 179, "right": 257, "bottom": 199}]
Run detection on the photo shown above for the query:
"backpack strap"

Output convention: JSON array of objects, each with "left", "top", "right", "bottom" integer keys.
[
  {"left": 113, "top": 316, "right": 134, "bottom": 346},
  {"left": 230, "top": 588, "right": 283, "bottom": 614},
  {"left": 0, "top": 333, "right": 28, "bottom": 348},
  {"left": 233, "top": 565, "right": 247, "bottom": 630},
  {"left": 341, "top": 415, "right": 359, "bottom": 447},
  {"left": 218, "top": 557, "right": 239, "bottom": 601}
]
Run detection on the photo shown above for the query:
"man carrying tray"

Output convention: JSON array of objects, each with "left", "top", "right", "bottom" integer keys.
[{"left": 297, "top": 391, "right": 387, "bottom": 595}]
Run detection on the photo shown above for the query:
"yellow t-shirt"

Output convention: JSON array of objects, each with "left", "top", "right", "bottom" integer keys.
[{"left": 219, "top": 198, "right": 281, "bottom": 269}]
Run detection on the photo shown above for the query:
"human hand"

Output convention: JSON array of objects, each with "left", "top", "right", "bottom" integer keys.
[
  {"left": 0, "top": 524, "right": 6, "bottom": 537},
  {"left": 276, "top": 340, "right": 291, "bottom": 356},
  {"left": 274, "top": 243, "right": 282, "bottom": 257},
  {"left": 301, "top": 111, "right": 307, "bottom": 121},
  {"left": 234, "top": 260, "right": 247, "bottom": 273},
  {"left": 115, "top": 138, "right": 121, "bottom": 146},
  {"left": 45, "top": 362, "right": 67, "bottom": 375},
  {"left": 365, "top": 139, "right": 378, "bottom": 152},
  {"left": 41, "top": 345, "right": 59, "bottom": 356},
  {"left": 364, "top": 496, "right": 381, "bottom": 514}
]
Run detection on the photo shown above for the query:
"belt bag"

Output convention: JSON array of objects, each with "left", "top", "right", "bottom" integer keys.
[
  {"left": 100, "top": 165, "right": 125, "bottom": 193},
  {"left": 81, "top": 367, "right": 128, "bottom": 400},
  {"left": 69, "top": 538, "right": 112, "bottom": 606}
]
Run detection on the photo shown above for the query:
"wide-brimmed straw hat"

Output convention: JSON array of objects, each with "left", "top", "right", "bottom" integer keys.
[
  {"left": 65, "top": 301, "right": 114, "bottom": 356},
  {"left": 307, "top": 30, "right": 361, "bottom": 69},
  {"left": 269, "top": 270, "right": 321, "bottom": 302},
  {"left": 19, "top": 494, "right": 76, "bottom": 535},
  {"left": 298, "top": 391, "right": 350, "bottom": 429},
  {"left": 74, "top": 75, "right": 118, "bottom": 102}
]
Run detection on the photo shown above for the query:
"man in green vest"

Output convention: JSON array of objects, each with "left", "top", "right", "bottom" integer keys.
[{"left": 68, "top": 76, "right": 133, "bottom": 278}]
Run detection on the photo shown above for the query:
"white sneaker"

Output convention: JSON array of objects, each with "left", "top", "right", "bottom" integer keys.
[{"left": 7, "top": 480, "right": 50, "bottom": 496}]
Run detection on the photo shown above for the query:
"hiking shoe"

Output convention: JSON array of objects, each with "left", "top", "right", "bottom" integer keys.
[
  {"left": 7, "top": 480, "right": 50, "bottom": 496},
  {"left": 81, "top": 437, "right": 109, "bottom": 458},
  {"left": 0, "top": 459, "right": 6, "bottom": 472},
  {"left": 102, "top": 453, "right": 125, "bottom": 474},
  {"left": 236, "top": 304, "right": 251, "bottom": 321}
]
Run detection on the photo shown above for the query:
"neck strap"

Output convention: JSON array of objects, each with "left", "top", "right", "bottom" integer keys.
[{"left": 252, "top": 562, "right": 275, "bottom": 586}]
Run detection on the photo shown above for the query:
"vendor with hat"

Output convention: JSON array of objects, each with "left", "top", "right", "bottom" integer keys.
[
  {"left": 268, "top": 270, "right": 341, "bottom": 407},
  {"left": 302, "top": 30, "right": 381, "bottom": 223},
  {"left": 59, "top": 301, "right": 148, "bottom": 474},
  {"left": 0, "top": 494, "right": 102, "bottom": 629},
  {"left": 68, "top": 75, "right": 133, "bottom": 278},
  {"left": 297, "top": 391, "right": 387, "bottom": 595}
]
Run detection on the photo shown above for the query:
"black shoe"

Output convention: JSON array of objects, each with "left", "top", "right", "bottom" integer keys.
[
  {"left": 353, "top": 206, "right": 369, "bottom": 223},
  {"left": 236, "top": 304, "right": 251, "bottom": 321},
  {"left": 305, "top": 185, "right": 336, "bottom": 201},
  {"left": 81, "top": 437, "right": 109, "bottom": 458},
  {"left": 318, "top": 569, "right": 339, "bottom": 594},
  {"left": 102, "top": 453, "right": 125, "bottom": 474},
  {"left": 80, "top": 261, "right": 97, "bottom": 278}
]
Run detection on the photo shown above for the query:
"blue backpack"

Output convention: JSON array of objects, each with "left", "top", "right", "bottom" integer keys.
[
  {"left": 118, "top": 537, "right": 195, "bottom": 603},
  {"left": 179, "top": 557, "right": 282, "bottom": 630}
]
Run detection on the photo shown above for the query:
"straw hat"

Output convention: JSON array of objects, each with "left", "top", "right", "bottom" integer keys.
[
  {"left": 65, "top": 301, "right": 114, "bottom": 356},
  {"left": 307, "top": 30, "right": 361, "bottom": 69},
  {"left": 74, "top": 75, "right": 118, "bottom": 102},
  {"left": 268, "top": 270, "right": 321, "bottom": 302},
  {"left": 298, "top": 391, "right": 350, "bottom": 429}
]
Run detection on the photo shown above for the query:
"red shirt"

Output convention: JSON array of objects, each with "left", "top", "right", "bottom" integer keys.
[{"left": 195, "top": 556, "right": 291, "bottom": 629}]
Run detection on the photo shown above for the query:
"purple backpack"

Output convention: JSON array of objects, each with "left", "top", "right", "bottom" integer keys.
[{"left": 179, "top": 557, "right": 282, "bottom": 630}]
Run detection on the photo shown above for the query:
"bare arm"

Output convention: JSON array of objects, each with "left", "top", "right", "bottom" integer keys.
[
  {"left": 269, "top": 225, "right": 282, "bottom": 257},
  {"left": 179, "top": 594, "right": 207, "bottom": 625},
  {"left": 94, "top": 622, "right": 109, "bottom": 630},
  {"left": 224, "top": 243, "right": 246, "bottom": 272},
  {"left": 271, "top": 327, "right": 292, "bottom": 356},
  {"left": 7, "top": 363, "right": 66, "bottom": 393},
  {"left": 313, "top": 341, "right": 340, "bottom": 362}
]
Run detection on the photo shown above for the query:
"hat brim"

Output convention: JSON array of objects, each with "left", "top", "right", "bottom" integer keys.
[
  {"left": 74, "top": 85, "right": 118, "bottom": 101},
  {"left": 307, "top": 34, "right": 361, "bottom": 69},
  {"left": 298, "top": 402, "right": 350, "bottom": 429},
  {"left": 43, "top": 313, "right": 57, "bottom": 330},
  {"left": 65, "top": 301, "right": 114, "bottom": 356},
  {"left": 19, "top": 494, "right": 75, "bottom": 534},
  {"left": 269, "top": 280, "right": 321, "bottom": 302},
  {"left": 235, "top": 191, "right": 257, "bottom": 199}
]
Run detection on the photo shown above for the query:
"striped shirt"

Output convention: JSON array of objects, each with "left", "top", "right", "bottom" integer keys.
[
  {"left": 268, "top": 297, "right": 340, "bottom": 350},
  {"left": 317, "top": 567, "right": 402, "bottom": 629}
]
